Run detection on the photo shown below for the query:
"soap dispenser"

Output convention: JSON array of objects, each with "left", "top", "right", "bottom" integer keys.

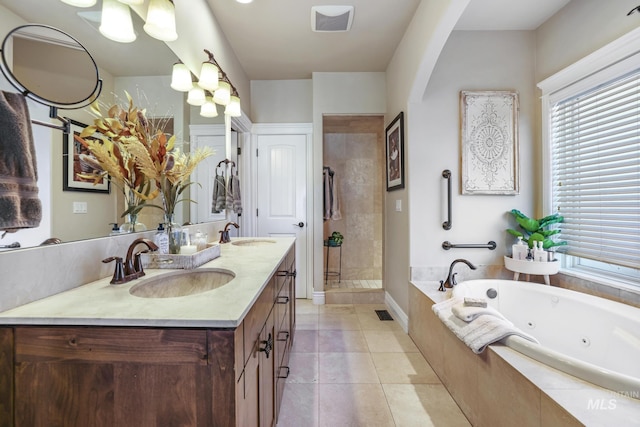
[
  {"left": 109, "top": 223, "right": 121, "bottom": 236},
  {"left": 154, "top": 223, "right": 169, "bottom": 254},
  {"left": 512, "top": 236, "right": 527, "bottom": 260},
  {"left": 533, "top": 241, "right": 547, "bottom": 262}
]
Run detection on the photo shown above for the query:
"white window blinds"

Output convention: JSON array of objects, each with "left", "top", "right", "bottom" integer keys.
[{"left": 551, "top": 69, "right": 640, "bottom": 269}]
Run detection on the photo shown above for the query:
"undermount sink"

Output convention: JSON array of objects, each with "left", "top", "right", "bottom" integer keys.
[
  {"left": 231, "top": 239, "right": 276, "bottom": 246},
  {"left": 129, "top": 268, "right": 235, "bottom": 298}
]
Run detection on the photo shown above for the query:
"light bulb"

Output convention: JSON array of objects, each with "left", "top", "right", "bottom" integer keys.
[
  {"left": 144, "top": 0, "right": 178, "bottom": 42},
  {"left": 213, "top": 81, "right": 231, "bottom": 106},
  {"left": 198, "top": 62, "right": 219, "bottom": 91},
  {"left": 118, "top": 0, "right": 144, "bottom": 4},
  {"left": 200, "top": 97, "right": 219, "bottom": 118},
  {"left": 224, "top": 96, "right": 241, "bottom": 117},
  {"left": 187, "top": 85, "right": 206, "bottom": 106},
  {"left": 99, "top": 0, "right": 136, "bottom": 43},
  {"left": 170, "top": 62, "right": 192, "bottom": 92}
]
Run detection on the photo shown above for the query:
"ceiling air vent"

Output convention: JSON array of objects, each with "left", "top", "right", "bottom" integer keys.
[{"left": 311, "top": 5, "right": 354, "bottom": 32}]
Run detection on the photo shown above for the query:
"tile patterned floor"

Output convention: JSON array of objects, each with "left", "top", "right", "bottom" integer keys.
[
  {"left": 325, "top": 280, "right": 383, "bottom": 289},
  {"left": 277, "top": 300, "right": 471, "bottom": 427}
]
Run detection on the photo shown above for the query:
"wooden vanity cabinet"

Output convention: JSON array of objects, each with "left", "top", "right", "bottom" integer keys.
[{"left": 0, "top": 247, "right": 296, "bottom": 427}]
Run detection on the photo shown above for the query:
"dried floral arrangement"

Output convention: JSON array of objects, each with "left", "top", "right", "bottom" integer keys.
[{"left": 75, "top": 92, "right": 214, "bottom": 221}]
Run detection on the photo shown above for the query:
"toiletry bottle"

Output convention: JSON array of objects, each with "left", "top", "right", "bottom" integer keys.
[
  {"left": 512, "top": 236, "right": 527, "bottom": 260},
  {"left": 154, "top": 223, "right": 169, "bottom": 254},
  {"left": 533, "top": 241, "right": 547, "bottom": 262},
  {"left": 109, "top": 223, "right": 121, "bottom": 236}
]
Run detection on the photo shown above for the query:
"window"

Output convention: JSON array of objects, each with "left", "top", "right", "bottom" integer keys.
[{"left": 539, "top": 28, "right": 640, "bottom": 288}]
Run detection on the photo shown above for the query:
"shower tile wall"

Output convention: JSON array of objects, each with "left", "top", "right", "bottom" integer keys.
[{"left": 323, "top": 116, "right": 384, "bottom": 282}]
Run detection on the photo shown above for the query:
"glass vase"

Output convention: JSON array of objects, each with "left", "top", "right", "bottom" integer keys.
[
  {"left": 164, "top": 213, "right": 182, "bottom": 254},
  {"left": 119, "top": 213, "right": 147, "bottom": 233}
]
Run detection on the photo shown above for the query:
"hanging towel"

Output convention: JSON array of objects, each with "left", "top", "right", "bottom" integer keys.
[
  {"left": 228, "top": 175, "right": 242, "bottom": 214},
  {"left": 0, "top": 91, "right": 41, "bottom": 232},
  {"left": 323, "top": 168, "right": 342, "bottom": 221},
  {"left": 329, "top": 173, "right": 341, "bottom": 221},
  {"left": 211, "top": 173, "right": 226, "bottom": 213}
]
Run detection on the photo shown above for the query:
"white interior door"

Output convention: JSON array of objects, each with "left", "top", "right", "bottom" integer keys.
[{"left": 257, "top": 134, "right": 308, "bottom": 298}]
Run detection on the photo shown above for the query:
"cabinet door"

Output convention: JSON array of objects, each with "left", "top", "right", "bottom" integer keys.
[
  {"left": 258, "top": 310, "right": 275, "bottom": 427},
  {"left": 13, "top": 327, "right": 210, "bottom": 427}
]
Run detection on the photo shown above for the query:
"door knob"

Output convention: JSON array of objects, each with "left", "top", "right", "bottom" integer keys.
[{"left": 293, "top": 222, "right": 304, "bottom": 228}]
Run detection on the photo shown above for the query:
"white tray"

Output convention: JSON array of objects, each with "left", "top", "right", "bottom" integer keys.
[
  {"left": 141, "top": 243, "right": 221, "bottom": 270},
  {"left": 504, "top": 255, "right": 559, "bottom": 275}
]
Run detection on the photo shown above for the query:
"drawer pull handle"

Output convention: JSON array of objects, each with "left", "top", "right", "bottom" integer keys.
[
  {"left": 278, "top": 366, "right": 290, "bottom": 379},
  {"left": 277, "top": 296, "right": 290, "bottom": 304},
  {"left": 259, "top": 333, "right": 273, "bottom": 358}
]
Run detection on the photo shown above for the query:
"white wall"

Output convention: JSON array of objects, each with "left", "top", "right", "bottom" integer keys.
[
  {"left": 535, "top": 0, "right": 640, "bottom": 82},
  {"left": 409, "top": 31, "right": 536, "bottom": 271},
  {"left": 251, "top": 79, "right": 312, "bottom": 123}
]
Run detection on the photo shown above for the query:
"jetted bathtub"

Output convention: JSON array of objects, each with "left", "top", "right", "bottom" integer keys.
[{"left": 452, "top": 279, "right": 640, "bottom": 399}]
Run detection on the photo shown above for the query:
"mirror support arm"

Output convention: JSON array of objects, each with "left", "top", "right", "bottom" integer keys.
[{"left": 31, "top": 107, "right": 70, "bottom": 134}]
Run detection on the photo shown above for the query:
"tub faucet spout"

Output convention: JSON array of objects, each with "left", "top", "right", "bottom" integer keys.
[{"left": 439, "top": 259, "right": 477, "bottom": 291}]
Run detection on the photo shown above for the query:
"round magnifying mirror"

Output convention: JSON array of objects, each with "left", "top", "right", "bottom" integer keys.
[{"left": 0, "top": 24, "right": 102, "bottom": 109}]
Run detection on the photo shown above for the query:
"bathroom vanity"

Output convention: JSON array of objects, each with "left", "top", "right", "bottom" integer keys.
[{"left": 0, "top": 238, "right": 295, "bottom": 427}]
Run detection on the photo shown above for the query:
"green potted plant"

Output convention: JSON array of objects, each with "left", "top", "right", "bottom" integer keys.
[
  {"left": 506, "top": 209, "right": 567, "bottom": 249},
  {"left": 327, "top": 231, "right": 344, "bottom": 246}
]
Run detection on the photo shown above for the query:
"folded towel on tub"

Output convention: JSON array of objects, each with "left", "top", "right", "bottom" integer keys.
[
  {"left": 432, "top": 297, "right": 538, "bottom": 354},
  {"left": 452, "top": 302, "right": 508, "bottom": 323},
  {"left": 0, "top": 91, "right": 42, "bottom": 233}
]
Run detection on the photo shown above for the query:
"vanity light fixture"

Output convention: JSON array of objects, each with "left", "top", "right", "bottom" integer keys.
[
  {"left": 187, "top": 85, "right": 206, "bottom": 106},
  {"left": 224, "top": 95, "right": 241, "bottom": 117},
  {"left": 173, "top": 49, "right": 241, "bottom": 117},
  {"left": 170, "top": 61, "right": 193, "bottom": 91},
  {"left": 99, "top": 0, "right": 136, "bottom": 43},
  {"left": 200, "top": 94, "right": 219, "bottom": 118},
  {"left": 143, "top": 0, "right": 178, "bottom": 42},
  {"left": 60, "top": 0, "right": 97, "bottom": 7},
  {"left": 212, "top": 81, "right": 231, "bottom": 106},
  {"left": 198, "top": 55, "right": 220, "bottom": 91}
]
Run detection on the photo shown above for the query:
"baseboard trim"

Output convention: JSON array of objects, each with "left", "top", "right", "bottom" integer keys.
[
  {"left": 313, "top": 291, "right": 326, "bottom": 305},
  {"left": 384, "top": 292, "right": 408, "bottom": 333}
]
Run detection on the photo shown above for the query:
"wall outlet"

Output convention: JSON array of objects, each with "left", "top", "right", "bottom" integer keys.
[{"left": 73, "top": 201, "right": 88, "bottom": 214}]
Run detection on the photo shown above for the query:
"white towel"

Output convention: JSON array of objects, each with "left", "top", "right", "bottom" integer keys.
[
  {"left": 330, "top": 173, "right": 341, "bottom": 220},
  {"left": 452, "top": 302, "right": 508, "bottom": 323},
  {"left": 432, "top": 297, "right": 538, "bottom": 354}
]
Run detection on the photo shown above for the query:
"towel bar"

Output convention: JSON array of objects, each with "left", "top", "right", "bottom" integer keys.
[{"left": 442, "top": 241, "right": 496, "bottom": 250}]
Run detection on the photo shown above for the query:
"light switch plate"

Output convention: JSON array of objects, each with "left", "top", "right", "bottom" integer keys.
[
  {"left": 73, "top": 201, "right": 88, "bottom": 214},
  {"left": 395, "top": 200, "right": 402, "bottom": 212}
]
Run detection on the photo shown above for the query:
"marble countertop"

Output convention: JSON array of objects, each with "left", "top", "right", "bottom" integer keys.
[{"left": 0, "top": 237, "right": 295, "bottom": 328}]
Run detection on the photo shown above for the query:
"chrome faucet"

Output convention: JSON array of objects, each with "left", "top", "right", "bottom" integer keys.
[
  {"left": 103, "top": 238, "right": 158, "bottom": 285},
  {"left": 219, "top": 222, "right": 239, "bottom": 243},
  {"left": 439, "top": 259, "right": 477, "bottom": 291}
]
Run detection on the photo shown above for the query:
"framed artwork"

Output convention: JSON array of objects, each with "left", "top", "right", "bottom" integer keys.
[
  {"left": 63, "top": 119, "right": 110, "bottom": 193},
  {"left": 460, "top": 90, "right": 519, "bottom": 195},
  {"left": 385, "top": 111, "right": 405, "bottom": 191}
]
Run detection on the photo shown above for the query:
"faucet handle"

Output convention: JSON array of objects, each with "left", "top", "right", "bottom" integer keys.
[
  {"left": 102, "top": 256, "right": 126, "bottom": 285},
  {"left": 133, "top": 249, "right": 152, "bottom": 277}
]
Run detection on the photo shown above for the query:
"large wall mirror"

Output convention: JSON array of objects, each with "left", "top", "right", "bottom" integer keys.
[{"left": 0, "top": 0, "right": 229, "bottom": 251}]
